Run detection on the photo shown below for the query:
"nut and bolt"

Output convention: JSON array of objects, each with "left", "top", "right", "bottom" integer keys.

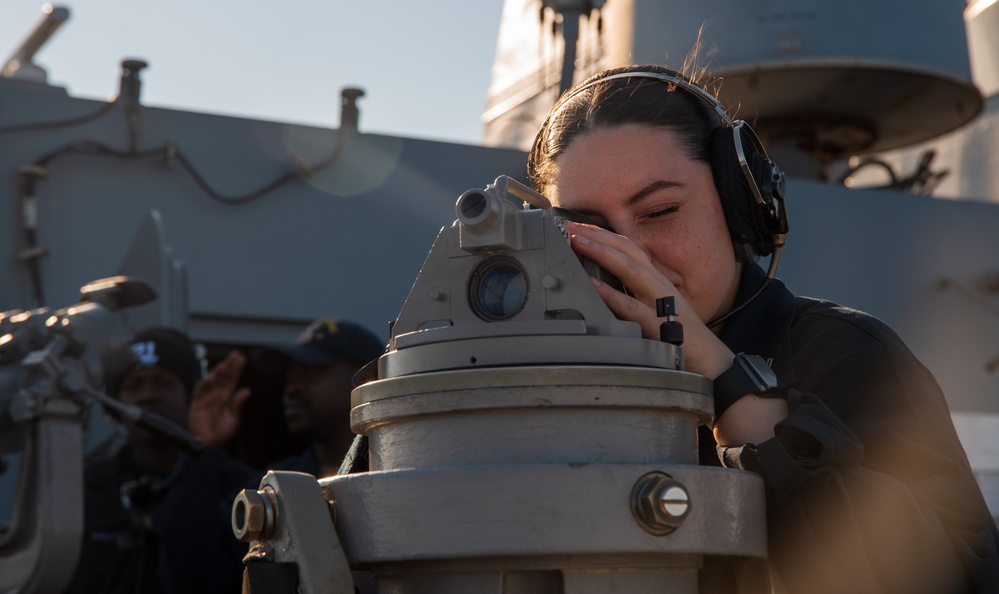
[
  {"left": 232, "top": 486, "right": 277, "bottom": 542},
  {"left": 630, "top": 471, "right": 690, "bottom": 535}
]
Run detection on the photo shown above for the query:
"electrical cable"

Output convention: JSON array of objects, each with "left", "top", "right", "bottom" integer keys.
[
  {"left": 839, "top": 158, "right": 899, "bottom": 186},
  {"left": 0, "top": 100, "right": 117, "bottom": 136},
  {"left": 13, "top": 125, "right": 348, "bottom": 306},
  {"left": 23, "top": 134, "right": 345, "bottom": 206},
  {"left": 706, "top": 244, "right": 782, "bottom": 329},
  {"left": 172, "top": 151, "right": 300, "bottom": 206}
]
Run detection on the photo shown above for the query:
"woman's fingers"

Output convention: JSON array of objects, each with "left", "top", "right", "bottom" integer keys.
[
  {"left": 567, "top": 222, "right": 733, "bottom": 377},
  {"left": 569, "top": 223, "right": 680, "bottom": 336},
  {"left": 568, "top": 222, "right": 652, "bottom": 274},
  {"left": 588, "top": 275, "right": 658, "bottom": 338}
]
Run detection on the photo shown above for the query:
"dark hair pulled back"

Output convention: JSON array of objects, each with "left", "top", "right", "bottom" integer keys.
[
  {"left": 528, "top": 65, "right": 722, "bottom": 199},
  {"left": 527, "top": 64, "right": 780, "bottom": 263}
]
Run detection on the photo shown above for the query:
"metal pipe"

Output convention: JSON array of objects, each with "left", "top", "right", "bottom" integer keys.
[{"left": 1, "top": 5, "right": 71, "bottom": 82}]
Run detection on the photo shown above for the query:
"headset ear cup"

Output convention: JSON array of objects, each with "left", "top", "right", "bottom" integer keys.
[
  {"left": 710, "top": 127, "right": 767, "bottom": 263},
  {"left": 749, "top": 151, "right": 789, "bottom": 243}
]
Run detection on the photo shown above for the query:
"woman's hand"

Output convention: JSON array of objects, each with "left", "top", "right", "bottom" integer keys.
[
  {"left": 566, "top": 221, "right": 790, "bottom": 443},
  {"left": 566, "top": 221, "right": 733, "bottom": 378}
]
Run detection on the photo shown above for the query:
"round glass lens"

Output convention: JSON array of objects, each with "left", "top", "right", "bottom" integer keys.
[{"left": 469, "top": 259, "right": 528, "bottom": 321}]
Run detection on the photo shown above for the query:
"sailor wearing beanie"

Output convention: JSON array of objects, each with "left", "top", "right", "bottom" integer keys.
[
  {"left": 66, "top": 326, "right": 252, "bottom": 594},
  {"left": 110, "top": 327, "right": 203, "bottom": 453}
]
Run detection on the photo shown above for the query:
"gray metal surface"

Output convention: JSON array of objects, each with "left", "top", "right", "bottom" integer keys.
[
  {"left": 388, "top": 178, "right": 641, "bottom": 349},
  {"left": 247, "top": 357, "right": 764, "bottom": 594},
  {"left": 628, "top": 0, "right": 981, "bottom": 155},
  {"left": 321, "top": 464, "right": 765, "bottom": 561},
  {"left": 353, "top": 366, "right": 711, "bottom": 469},
  {"left": 484, "top": 0, "right": 981, "bottom": 156},
  {"left": 0, "top": 79, "right": 528, "bottom": 346},
  {"left": 236, "top": 179, "right": 767, "bottom": 593},
  {"left": 843, "top": 2, "right": 999, "bottom": 204},
  {"left": 245, "top": 360, "right": 765, "bottom": 593},
  {"left": 381, "top": 334, "right": 683, "bottom": 377},
  {"left": 776, "top": 177, "right": 999, "bottom": 416},
  {"left": 0, "top": 418, "right": 83, "bottom": 594},
  {"left": 114, "top": 211, "right": 190, "bottom": 333},
  {"left": 0, "top": 294, "right": 139, "bottom": 594},
  {"left": 253, "top": 471, "right": 353, "bottom": 594},
  {"left": 316, "top": 360, "right": 763, "bottom": 592}
]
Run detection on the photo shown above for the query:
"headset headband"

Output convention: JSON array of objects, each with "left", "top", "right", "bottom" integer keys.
[
  {"left": 546, "top": 70, "right": 777, "bottom": 209},
  {"left": 560, "top": 71, "right": 735, "bottom": 126}
]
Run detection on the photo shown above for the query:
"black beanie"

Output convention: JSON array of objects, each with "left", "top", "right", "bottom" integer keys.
[{"left": 109, "top": 327, "right": 202, "bottom": 398}]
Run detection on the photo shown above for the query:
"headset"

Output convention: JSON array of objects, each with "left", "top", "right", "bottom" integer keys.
[{"left": 530, "top": 68, "right": 790, "bottom": 327}]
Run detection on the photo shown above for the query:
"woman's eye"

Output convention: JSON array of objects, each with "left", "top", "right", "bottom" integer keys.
[{"left": 643, "top": 204, "right": 679, "bottom": 219}]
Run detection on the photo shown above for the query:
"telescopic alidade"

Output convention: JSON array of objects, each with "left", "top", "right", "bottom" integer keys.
[{"left": 234, "top": 176, "right": 768, "bottom": 594}]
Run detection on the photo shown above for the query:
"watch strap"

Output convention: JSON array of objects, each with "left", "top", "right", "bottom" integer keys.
[{"left": 712, "top": 353, "right": 779, "bottom": 419}]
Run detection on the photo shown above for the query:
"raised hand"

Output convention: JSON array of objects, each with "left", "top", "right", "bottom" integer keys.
[{"left": 188, "top": 350, "right": 252, "bottom": 449}]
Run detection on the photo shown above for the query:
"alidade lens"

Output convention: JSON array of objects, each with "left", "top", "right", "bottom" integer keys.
[{"left": 469, "top": 257, "right": 528, "bottom": 321}]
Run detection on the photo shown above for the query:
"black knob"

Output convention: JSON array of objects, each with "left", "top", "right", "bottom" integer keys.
[
  {"left": 656, "top": 296, "right": 684, "bottom": 346},
  {"left": 660, "top": 320, "right": 684, "bottom": 346}
]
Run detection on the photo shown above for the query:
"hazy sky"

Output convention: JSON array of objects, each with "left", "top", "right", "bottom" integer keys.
[{"left": 3, "top": 1, "right": 506, "bottom": 146}]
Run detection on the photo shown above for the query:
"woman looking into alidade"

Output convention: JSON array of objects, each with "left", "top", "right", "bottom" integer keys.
[{"left": 528, "top": 64, "right": 999, "bottom": 593}]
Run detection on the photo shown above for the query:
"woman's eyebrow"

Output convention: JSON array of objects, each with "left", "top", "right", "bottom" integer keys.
[{"left": 626, "top": 179, "right": 682, "bottom": 206}]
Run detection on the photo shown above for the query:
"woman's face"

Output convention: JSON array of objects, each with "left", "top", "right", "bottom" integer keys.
[{"left": 548, "top": 124, "right": 741, "bottom": 324}]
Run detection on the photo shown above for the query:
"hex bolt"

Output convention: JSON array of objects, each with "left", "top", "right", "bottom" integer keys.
[
  {"left": 232, "top": 486, "right": 277, "bottom": 542},
  {"left": 660, "top": 484, "right": 690, "bottom": 517},
  {"left": 630, "top": 471, "right": 690, "bottom": 535}
]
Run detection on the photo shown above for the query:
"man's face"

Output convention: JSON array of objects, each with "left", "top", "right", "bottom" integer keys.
[
  {"left": 282, "top": 360, "right": 356, "bottom": 440},
  {"left": 117, "top": 367, "right": 190, "bottom": 439}
]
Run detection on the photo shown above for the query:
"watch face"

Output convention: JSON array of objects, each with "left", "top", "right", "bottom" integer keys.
[
  {"left": 740, "top": 354, "right": 778, "bottom": 390},
  {"left": 713, "top": 353, "right": 782, "bottom": 417}
]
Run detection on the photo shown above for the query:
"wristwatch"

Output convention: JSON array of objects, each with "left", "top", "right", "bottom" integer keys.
[{"left": 712, "top": 353, "right": 780, "bottom": 419}]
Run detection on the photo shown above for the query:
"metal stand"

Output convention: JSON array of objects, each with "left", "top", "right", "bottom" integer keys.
[{"left": 232, "top": 176, "right": 770, "bottom": 593}]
